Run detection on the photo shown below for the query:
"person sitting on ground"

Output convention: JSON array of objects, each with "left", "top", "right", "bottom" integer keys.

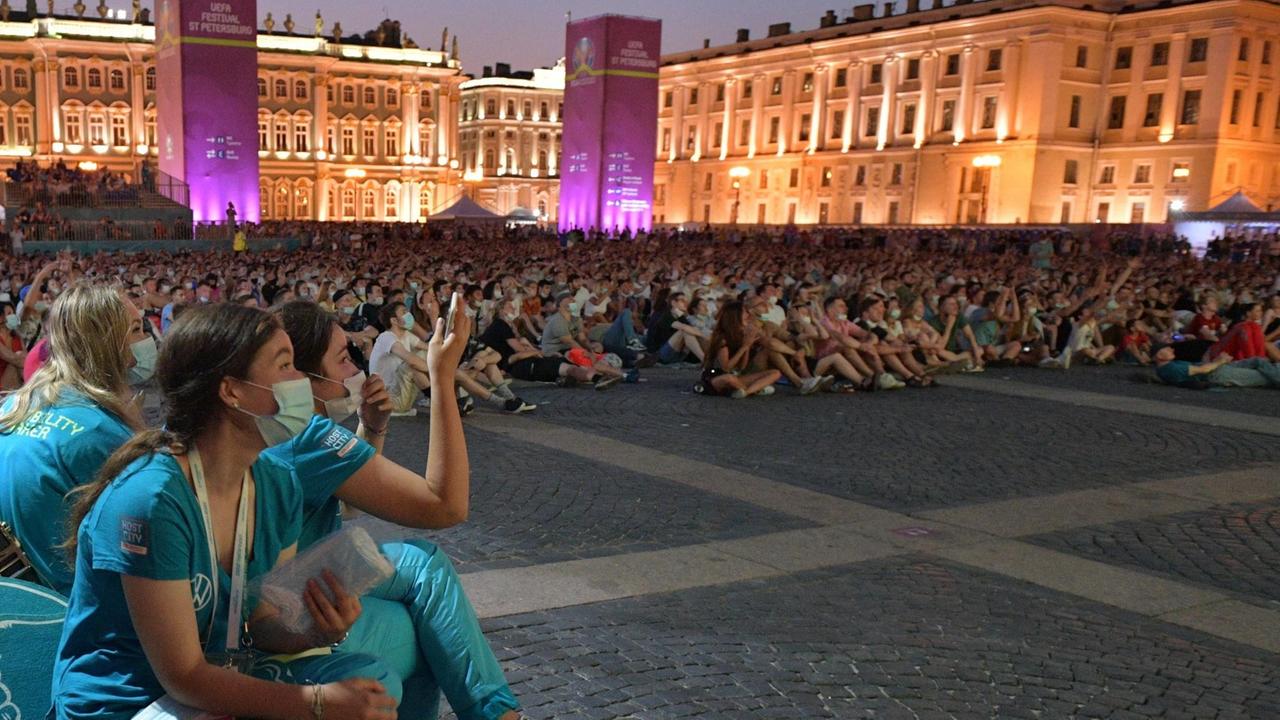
[
  {"left": 479, "top": 298, "right": 605, "bottom": 389},
  {"left": 817, "top": 296, "right": 890, "bottom": 390},
  {"left": 698, "top": 300, "right": 781, "bottom": 399},
  {"left": 1153, "top": 346, "right": 1280, "bottom": 389},
  {"left": 1119, "top": 319, "right": 1153, "bottom": 365},
  {"left": 855, "top": 295, "right": 935, "bottom": 387},
  {"left": 1046, "top": 306, "right": 1117, "bottom": 369},
  {"left": 542, "top": 294, "right": 629, "bottom": 383},
  {"left": 967, "top": 288, "right": 1023, "bottom": 364},
  {"left": 789, "top": 300, "right": 861, "bottom": 391},
  {"left": 1206, "top": 303, "right": 1280, "bottom": 362},
  {"left": 742, "top": 293, "right": 828, "bottom": 395},
  {"left": 929, "top": 295, "right": 985, "bottom": 373}
]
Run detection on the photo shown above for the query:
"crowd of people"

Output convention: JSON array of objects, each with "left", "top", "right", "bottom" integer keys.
[
  {"left": 5, "top": 159, "right": 137, "bottom": 207},
  {"left": 0, "top": 222, "right": 1279, "bottom": 720}
]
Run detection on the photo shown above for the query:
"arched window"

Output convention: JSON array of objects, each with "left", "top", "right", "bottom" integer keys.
[
  {"left": 537, "top": 199, "right": 547, "bottom": 217},
  {"left": 384, "top": 185, "right": 399, "bottom": 219},
  {"left": 274, "top": 79, "right": 287, "bottom": 98},
  {"left": 523, "top": 101, "right": 532, "bottom": 118},
  {"left": 485, "top": 99, "right": 496, "bottom": 116},
  {"left": 506, "top": 99, "right": 515, "bottom": 117},
  {"left": 86, "top": 68, "right": 103, "bottom": 89},
  {"left": 484, "top": 149, "right": 495, "bottom": 169},
  {"left": 294, "top": 80, "right": 308, "bottom": 100},
  {"left": 362, "top": 186, "right": 377, "bottom": 218},
  {"left": 420, "top": 184, "right": 433, "bottom": 219},
  {"left": 341, "top": 186, "right": 356, "bottom": 219},
  {"left": 295, "top": 182, "right": 312, "bottom": 219},
  {"left": 63, "top": 66, "right": 79, "bottom": 88},
  {"left": 257, "top": 78, "right": 268, "bottom": 97},
  {"left": 109, "top": 69, "right": 125, "bottom": 91},
  {"left": 145, "top": 67, "right": 156, "bottom": 91},
  {"left": 13, "top": 68, "right": 29, "bottom": 90},
  {"left": 275, "top": 183, "right": 291, "bottom": 219},
  {"left": 539, "top": 101, "right": 548, "bottom": 119},
  {"left": 259, "top": 181, "right": 271, "bottom": 219},
  {"left": 539, "top": 151, "right": 548, "bottom": 170}
]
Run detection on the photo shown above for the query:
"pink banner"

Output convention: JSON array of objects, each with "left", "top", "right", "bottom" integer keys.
[
  {"left": 156, "top": 0, "right": 260, "bottom": 224},
  {"left": 559, "top": 15, "right": 661, "bottom": 233}
]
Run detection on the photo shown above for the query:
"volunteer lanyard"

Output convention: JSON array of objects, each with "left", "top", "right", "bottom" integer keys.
[{"left": 188, "top": 446, "right": 251, "bottom": 655}]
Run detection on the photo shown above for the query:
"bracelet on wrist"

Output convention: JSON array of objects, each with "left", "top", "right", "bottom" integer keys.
[
  {"left": 360, "top": 420, "right": 388, "bottom": 436},
  {"left": 311, "top": 683, "right": 325, "bottom": 720}
]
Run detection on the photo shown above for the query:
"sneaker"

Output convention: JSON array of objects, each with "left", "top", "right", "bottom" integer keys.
[
  {"left": 1038, "top": 357, "right": 1064, "bottom": 370},
  {"left": 623, "top": 368, "right": 640, "bottom": 383},
  {"left": 800, "top": 376, "right": 822, "bottom": 395},
  {"left": 818, "top": 375, "right": 836, "bottom": 392},
  {"left": 730, "top": 389, "right": 748, "bottom": 399},
  {"left": 634, "top": 353, "right": 659, "bottom": 369},
  {"left": 961, "top": 364, "right": 986, "bottom": 373},
  {"left": 594, "top": 375, "right": 621, "bottom": 391},
  {"left": 457, "top": 396, "right": 475, "bottom": 416},
  {"left": 877, "top": 373, "right": 906, "bottom": 390},
  {"left": 502, "top": 398, "right": 537, "bottom": 413},
  {"left": 759, "top": 385, "right": 776, "bottom": 396},
  {"left": 627, "top": 339, "right": 647, "bottom": 352},
  {"left": 391, "top": 408, "right": 417, "bottom": 417},
  {"left": 555, "top": 375, "right": 579, "bottom": 388}
]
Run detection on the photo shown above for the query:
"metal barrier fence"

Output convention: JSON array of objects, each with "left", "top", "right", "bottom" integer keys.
[
  {"left": 18, "top": 220, "right": 194, "bottom": 243},
  {"left": 3, "top": 173, "right": 190, "bottom": 209}
]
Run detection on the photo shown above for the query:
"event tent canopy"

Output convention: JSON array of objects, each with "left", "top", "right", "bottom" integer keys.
[{"left": 428, "top": 196, "right": 503, "bottom": 221}]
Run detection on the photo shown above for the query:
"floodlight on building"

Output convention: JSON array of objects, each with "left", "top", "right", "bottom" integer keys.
[
  {"left": 1170, "top": 199, "right": 1186, "bottom": 211},
  {"left": 971, "top": 155, "right": 1002, "bottom": 168},
  {"left": 728, "top": 166, "right": 751, "bottom": 179},
  {"left": 1172, "top": 167, "right": 1191, "bottom": 179},
  {"left": 344, "top": 168, "right": 366, "bottom": 178},
  {"left": 135, "top": 144, "right": 148, "bottom": 155},
  {"left": 316, "top": 150, "right": 327, "bottom": 161},
  {"left": 78, "top": 161, "right": 98, "bottom": 171}
]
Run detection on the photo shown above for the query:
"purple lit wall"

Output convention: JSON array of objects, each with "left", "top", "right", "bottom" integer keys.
[
  {"left": 156, "top": 0, "right": 260, "bottom": 224},
  {"left": 558, "top": 15, "right": 661, "bottom": 233}
]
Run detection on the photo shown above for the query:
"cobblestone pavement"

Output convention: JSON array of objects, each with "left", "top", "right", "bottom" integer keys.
[
  {"left": 454, "top": 558, "right": 1280, "bottom": 720},
  {"left": 1028, "top": 501, "right": 1280, "bottom": 610},
  {"left": 506, "top": 369, "right": 1280, "bottom": 512}
]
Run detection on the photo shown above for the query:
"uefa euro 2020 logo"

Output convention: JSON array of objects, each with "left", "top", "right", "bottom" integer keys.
[{"left": 573, "top": 37, "right": 596, "bottom": 74}]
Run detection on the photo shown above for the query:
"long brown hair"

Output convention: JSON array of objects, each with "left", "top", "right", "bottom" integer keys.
[
  {"left": 702, "top": 300, "right": 746, "bottom": 370},
  {"left": 0, "top": 282, "right": 142, "bottom": 434},
  {"left": 64, "top": 304, "right": 282, "bottom": 555}
]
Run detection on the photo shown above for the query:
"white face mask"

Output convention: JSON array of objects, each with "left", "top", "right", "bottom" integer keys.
[
  {"left": 311, "top": 371, "right": 365, "bottom": 424},
  {"left": 234, "top": 377, "right": 314, "bottom": 446},
  {"left": 128, "top": 336, "right": 158, "bottom": 385}
]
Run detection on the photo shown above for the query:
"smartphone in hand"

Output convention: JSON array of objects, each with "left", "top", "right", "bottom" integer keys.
[{"left": 445, "top": 292, "right": 460, "bottom": 337}]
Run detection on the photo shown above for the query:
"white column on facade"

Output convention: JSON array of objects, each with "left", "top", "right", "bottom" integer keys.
[
  {"left": 997, "top": 41, "right": 1020, "bottom": 141},
  {"left": 953, "top": 45, "right": 976, "bottom": 142},
  {"left": 915, "top": 51, "right": 936, "bottom": 148},
  {"left": 402, "top": 83, "right": 418, "bottom": 160},
  {"left": 1123, "top": 40, "right": 1151, "bottom": 143},
  {"left": 808, "top": 64, "right": 828, "bottom": 154},
  {"left": 1159, "top": 34, "right": 1187, "bottom": 141},
  {"left": 36, "top": 58, "right": 62, "bottom": 151},
  {"left": 877, "top": 55, "right": 898, "bottom": 150},
  {"left": 549, "top": 130, "right": 558, "bottom": 175},
  {"left": 130, "top": 63, "right": 145, "bottom": 151},
  {"left": 316, "top": 175, "right": 330, "bottom": 220},
  {"left": 843, "top": 61, "right": 861, "bottom": 152},
  {"left": 436, "top": 86, "right": 451, "bottom": 164},
  {"left": 669, "top": 84, "right": 685, "bottom": 161},
  {"left": 720, "top": 77, "right": 736, "bottom": 160},
  {"left": 691, "top": 82, "right": 709, "bottom": 161},
  {"left": 778, "top": 70, "right": 796, "bottom": 155},
  {"left": 748, "top": 73, "right": 765, "bottom": 158},
  {"left": 474, "top": 116, "right": 484, "bottom": 172},
  {"left": 313, "top": 74, "right": 329, "bottom": 157}
]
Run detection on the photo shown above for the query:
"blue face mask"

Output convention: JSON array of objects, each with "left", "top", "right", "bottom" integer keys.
[
  {"left": 4, "top": 314, "right": 18, "bottom": 331},
  {"left": 401, "top": 313, "right": 415, "bottom": 331},
  {"left": 234, "top": 377, "right": 314, "bottom": 447},
  {"left": 128, "top": 336, "right": 158, "bottom": 385}
]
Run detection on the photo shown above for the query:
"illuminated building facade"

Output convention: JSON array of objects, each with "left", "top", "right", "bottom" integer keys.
[
  {"left": 457, "top": 60, "right": 563, "bottom": 221},
  {"left": 0, "top": 12, "right": 464, "bottom": 221},
  {"left": 655, "top": 0, "right": 1280, "bottom": 226}
]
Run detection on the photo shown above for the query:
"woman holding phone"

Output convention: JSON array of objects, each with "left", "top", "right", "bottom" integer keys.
[{"left": 53, "top": 304, "right": 399, "bottom": 720}]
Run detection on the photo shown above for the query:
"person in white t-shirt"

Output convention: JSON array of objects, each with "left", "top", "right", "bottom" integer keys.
[{"left": 369, "top": 303, "right": 429, "bottom": 416}]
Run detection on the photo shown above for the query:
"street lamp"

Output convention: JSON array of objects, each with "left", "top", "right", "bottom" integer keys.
[
  {"left": 971, "top": 155, "right": 1002, "bottom": 223},
  {"left": 728, "top": 165, "right": 750, "bottom": 224},
  {"left": 462, "top": 168, "right": 484, "bottom": 200}
]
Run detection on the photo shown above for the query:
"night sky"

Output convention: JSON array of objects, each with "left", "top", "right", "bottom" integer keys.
[{"left": 165, "top": 0, "right": 860, "bottom": 74}]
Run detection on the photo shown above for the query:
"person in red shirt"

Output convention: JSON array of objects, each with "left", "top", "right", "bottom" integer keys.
[
  {"left": 1172, "top": 296, "right": 1224, "bottom": 361},
  {"left": 1119, "top": 320, "right": 1152, "bottom": 365},
  {"left": 1207, "top": 304, "right": 1280, "bottom": 362}
]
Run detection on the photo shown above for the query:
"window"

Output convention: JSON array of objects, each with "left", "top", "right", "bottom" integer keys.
[
  {"left": 865, "top": 106, "right": 879, "bottom": 137},
  {"left": 986, "top": 48, "right": 1002, "bottom": 71},
  {"left": 63, "top": 66, "right": 79, "bottom": 88},
  {"left": 906, "top": 58, "right": 920, "bottom": 80},
  {"left": 109, "top": 69, "right": 125, "bottom": 90},
  {"left": 1107, "top": 96, "right": 1126, "bottom": 129},
  {"left": 294, "top": 121, "right": 309, "bottom": 153},
  {"left": 941, "top": 99, "right": 955, "bottom": 130},
  {"left": 1060, "top": 201, "right": 1072, "bottom": 223},
  {"left": 274, "top": 121, "right": 288, "bottom": 151},
  {"left": 801, "top": 73, "right": 813, "bottom": 93},
  {"left": 1099, "top": 165, "right": 1115, "bottom": 184},
  {"left": 506, "top": 99, "right": 516, "bottom": 117},
  {"left": 342, "top": 85, "right": 355, "bottom": 104},
  {"left": 326, "top": 125, "right": 335, "bottom": 153},
  {"left": 106, "top": 114, "right": 126, "bottom": 145},
  {"left": 787, "top": 204, "right": 796, "bottom": 224},
  {"left": 712, "top": 122, "right": 722, "bottom": 148},
  {"left": 832, "top": 110, "right": 844, "bottom": 139},
  {"left": 257, "top": 78, "right": 268, "bottom": 97},
  {"left": 820, "top": 167, "right": 832, "bottom": 187},
  {"left": 789, "top": 168, "right": 799, "bottom": 188},
  {"left": 891, "top": 163, "right": 903, "bottom": 186},
  {"left": 1096, "top": 202, "right": 1110, "bottom": 222},
  {"left": 661, "top": 129, "right": 671, "bottom": 152},
  {"left": 384, "top": 128, "right": 399, "bottom": 157},
  {"left": 981, "top": 97, "right": 997, "bottom": 129},
  {"left": 901, "top": 103, "right": 916, "bottom": 134},
  {"left": 258, "top": 118, "right": 269, "bottom": 150},
  {"left": 1151, "top": 42, "right": 1169, "bottom": 67},
  {"left": 1265, "top": 41, "right": 1273, "bottom": 65},
  {"left": 327, "top": 85, "right": 335, "bottom": 104},
  {"left": 855, "top": 165, "right": 866, "bottom": 186},
  {"left": 540, "top": 101, "right": 548, "bottom": 118},
  {"left": 887, "top": 201, "right": 900, "bottom": 224},
  {"left": 835, "top": 68, "right": 847, "bottom": 87},
  {"left": 852, "top": 201, "right": 863, "bottom": 224},
  {"left": 1134, "top": 163, "right": 1152, "bottom": 184},
  {"left": 362, "top": 187, "right": 377, "bottom": 218},
  {"left": 295, "top": 80, "right": 308, "bottom": 100},
  {"left": 1069, "top": 95, "right": 1082, "bottom": 128},
  {"left": 13, "top": 68, "right": 28, "bottom": 90},
  {"left": 87, "top": 114, "right": 105, "bottom": 145},
  {"left": 760, "top": 169, "right": 768, "bottom": 189},
  {"left": 273, "top": 79, "right": 286, "bottom": 98},
  {"left": 757, "top": 203, "right": 767, "bottom": 224},
  {"left": 771, "top": 77, "right": 783, "bottom": 95},
  {"left": 1130, "top": 202, "right": 1145, "bottom": 224},
  {"left": 703, "top": 173, "right": 712, "bottom": 192},
  {"left": 1275, "top": 96, "right": 1280, "bottom": 129},
  {"left": 1063, "top": 159, "right": 1078, "bottom": 184},
  {"left": 742, "top": 82, "right": 752, "bottom": 100},
  {"left": 1076, "top": 46, "right": 1088, "bottom": 68},
  {"left": 870, "top": 63, "right": 882, "bottom": 85},
  {"left": 387, "top": 88, "right": 399, "bottom": 108},
  {"left": 663, "top": 91, "right": 673, "bottom": 108},
  {"left": 341, "top": 126, "right": 355, "bottom": 155},
  {"left": 14, "top": 114, "right": 31, "bottom": 146},
  {"left": 1143, "top": 93, "right": 1162, "bottom": 127},
  {"left": 1230, "top": 89, "right": 1242, "bottom": 124},
  {"left": 819, "top": 202, "right": 829, "bottom": 225},
  {"left": 739, "top": 119, "right": 750, "bottom": 146},
  {"left": 1239, "top": 38, "right": 1250, "bottom": 62},
  {"left": 1115, "top": 47, "right": 1132, "bottom": 70},
  {"left": 363, "top": 87, "right": 376, "bottom": 105},
  {"left": 1255, "top": 92, "right": 1265, "bottom": 127},
  {"left": 768, "top": 117, "right": 780, "bottom": 143},
  {"left": 945, "top": 53, "right": 960, "bottom": 75},
  {"left": 1189, "top": 38, "right": 1208, "bottom": 63},
  {"left": 799, "top": 114, "right": 811, "bottom": 142},
  {"left": 362, "top": 126, "right": 376, "bottom": 155},
  {"left": 1171, "top": 161, "right": 1190, "bottom": 182},
  {"left": 1181, "top": 90, "right": 1201, "bottom": 124},
  {"left": 87, "top": 68, "right": 102, "bottom": 89},
  {"left": 485, "top": 99, "right": 496, "bottom": 116}
]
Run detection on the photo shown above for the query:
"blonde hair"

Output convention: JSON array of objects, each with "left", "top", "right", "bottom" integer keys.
[{"left": 0, "top": 282, "right": 142, "bottom": 434}]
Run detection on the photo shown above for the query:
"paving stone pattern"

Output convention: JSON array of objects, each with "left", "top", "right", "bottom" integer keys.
[
  {"left": 1028, "top": 501, "right": 1280, "bottom": 610},
  {"left": 368, "top": 427, "right": 813, "bottom": 572},
  {"left": 446, "top": 557, "right": 1280, "bottom": 719},
  {"left": 513, "top": 369, "right": 1280, "bottom": 512}
]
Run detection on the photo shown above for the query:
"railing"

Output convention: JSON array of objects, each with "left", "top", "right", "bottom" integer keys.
[
  {"left": 17, "top": 219, "right": 194, "bottom": 243},
  {"left": 153, "top": 169, "right": 190, "bottom": 207},
  {"left": 4, "top": 183, "right": 143, "bottom": 209}
]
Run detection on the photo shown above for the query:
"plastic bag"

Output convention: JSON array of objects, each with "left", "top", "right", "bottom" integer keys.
[
  {"left": 250, "top": 525, "right": 394, "bottom": 636},
  {"left": 131, "top": 695, "right": 230, "bottom": 719}
]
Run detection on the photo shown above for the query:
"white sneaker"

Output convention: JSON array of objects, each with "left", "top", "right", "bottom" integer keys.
[
  {"left": 730, "top": 389, "right": 747, "bottom": 399},
  {"left": 800, "top": 377, "right": 822, "bottom": 395},
  {"left": 877, "top": 373, "right": 906, "bottom": 390},
  {"left": 759, "top": 385, "right": 776, "bottom": 396}
]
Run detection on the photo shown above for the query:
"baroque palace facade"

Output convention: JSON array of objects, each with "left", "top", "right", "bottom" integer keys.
[{"left": 655, "top": 0, "right": 1280, "bottom": 226}]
